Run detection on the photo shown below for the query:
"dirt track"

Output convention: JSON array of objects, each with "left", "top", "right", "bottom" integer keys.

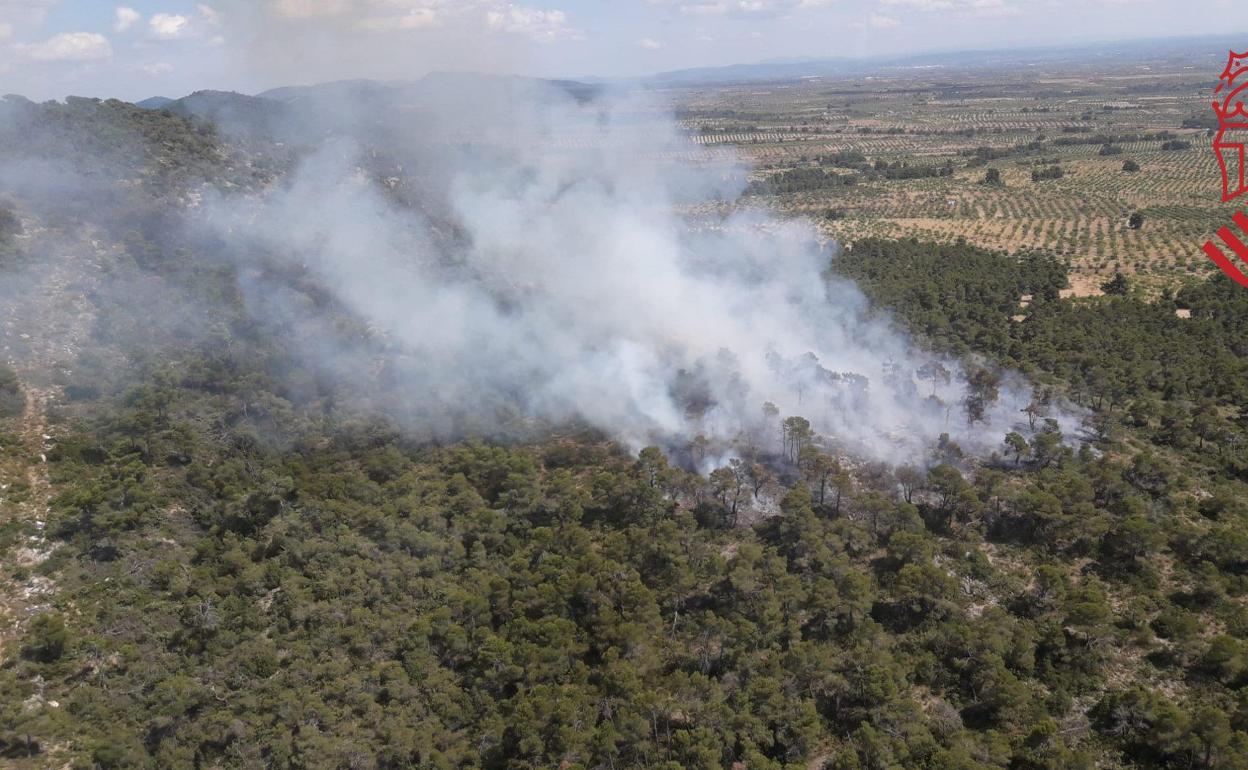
[{"left": 0, "top": 386, "right": 58, "bottom": 662}]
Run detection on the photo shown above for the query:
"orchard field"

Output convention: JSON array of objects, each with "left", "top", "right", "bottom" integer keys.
[{"left": 665, "top": 51, "right": 1238, "bottom": 296}]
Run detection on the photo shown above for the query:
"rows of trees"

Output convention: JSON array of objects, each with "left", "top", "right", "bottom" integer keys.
[
  {"left": 749, "top": 159, "right": 953, "bottom": 195},
  {"left": 1031, "top": 166, "right": 1065, "bottom": 182},
  {"left": 746, "top": 167, "right": 860, "bottom": 195}
]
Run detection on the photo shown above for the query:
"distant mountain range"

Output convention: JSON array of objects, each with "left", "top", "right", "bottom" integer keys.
[
  {"left": 256, "top": 72, "right": 603, "bottom": 105},
  {"left": 633, "top": 33, "right": 1243, "bottom": 86},
  {"left": 132, "top": 72, "right": 607, "bottom": 141},
  {"left": 130, "top": 32, "right": 1244, "bottom": 128}
]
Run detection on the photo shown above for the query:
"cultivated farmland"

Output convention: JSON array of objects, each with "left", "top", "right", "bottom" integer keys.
[{"left": 663, "top": 52, "right": 1238, "bottom": 294}]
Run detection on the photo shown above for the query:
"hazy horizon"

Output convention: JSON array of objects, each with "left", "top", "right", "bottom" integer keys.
[{"left": 0, "top": 1, "right": 1243, "bottom": 102}]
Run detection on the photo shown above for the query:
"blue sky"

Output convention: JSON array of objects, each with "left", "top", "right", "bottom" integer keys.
[{"left": 0, "top": 0, "right": 1243, "bottom": 100}]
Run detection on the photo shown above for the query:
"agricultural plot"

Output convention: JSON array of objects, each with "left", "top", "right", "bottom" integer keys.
[{"left": 665, "top": 58, "right": 1237, "bottom": 293}]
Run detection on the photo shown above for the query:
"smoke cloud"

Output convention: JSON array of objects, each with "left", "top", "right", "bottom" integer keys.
[{"left": 193, "top": 81, "right": 1056, "bottom": 464}]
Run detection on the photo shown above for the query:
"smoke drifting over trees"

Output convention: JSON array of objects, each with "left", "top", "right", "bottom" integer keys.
[
  {"left": 187, "top": 81, "right": 1058, "bottom": 463},
  {"left": 0, "top": 53, "right": 1070, "bottom": 468},
  {"left": 0, "top": 81, "right": 1068, "bottom": 471}
]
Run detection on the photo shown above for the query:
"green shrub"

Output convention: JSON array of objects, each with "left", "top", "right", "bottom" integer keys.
[
  {"left": 23, "top": 613, "right": 68, "bottom": 663},
  {"left": 0, "top": 364, "right": 22, "bottom": 418}
]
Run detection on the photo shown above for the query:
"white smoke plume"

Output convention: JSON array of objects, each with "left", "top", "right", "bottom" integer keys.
[{"left": 196, "top": 82, "right": 1058, "bottom": 464}]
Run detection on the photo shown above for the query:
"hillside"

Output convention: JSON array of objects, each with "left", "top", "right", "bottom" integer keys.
[
  {"left": 135, "top": 97, "right": 175, "bottom": 110},
  {"left": 130, "top": 73, "right": 608, "bottom": 146},
  {"left": 2, "top": 74, "right": 1248, "bottom": 770}
]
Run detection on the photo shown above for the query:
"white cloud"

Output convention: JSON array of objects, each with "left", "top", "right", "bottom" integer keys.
[
  {"left": 141, "top": 61, "right": 174, "bottom": 75},
  {"left": 114, "top": 6, "right": 141, "bottom": 32},
  {"left": 272, "top": 0, "right": 352, "bottom": 18},
  {"left": 271, "top": 0, "right": 465, "bottom": 30},
  {"left": 869, "top": 12, "right": 901, "bottom": 26},
  {"left": 966, "top": 0, "right": 1020, "bottom": 16},
  {"left": 0, "top": 0, "right": 57, "bottom": 28},
  {"left": 659, "top": 0, "right": 827, "bottom": 16},
  {"left": 880, "top": 0, "right": 953, "bottom": 8},
  {"left": 197, "top": 4, "right": 221, "bottom": 26},
  {"left": 0, "top": 22, "right": 11, "bottom": 41},
  {"left": 679, "top": 2, "right": 730, "bottom": 14},
  {"left": 398, "top": 8, "right": 438, "bottom": 27},
  {"left": 17, "top": 31, "right": 113, "bottom": 62},
  {"left": 265, "top": 0, "right": 577, "bottom": 40},
  {"left": 637, "top": 36, "right": 664, "bottom": 49},
  {"left": 485, "top": 5, "right": 581, "bottom": 42},
  {"left": 150, "top": 13, "right": 191, "bottom": 39},
  {"left": 358, "top": 7, "right": 439, "bottom": 31},
  {"left": 881, "top": 0, "right": 1020, "bottom": 15}
]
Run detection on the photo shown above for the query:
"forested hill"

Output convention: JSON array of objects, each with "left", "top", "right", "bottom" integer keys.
[
  {"left": 3, "top": 100, "right": 1248, "bottom": 770},
  {"left": 0, "top": 95, "right": 268, "bottom": 192}
]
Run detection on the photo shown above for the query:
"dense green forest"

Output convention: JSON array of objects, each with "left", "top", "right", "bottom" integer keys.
[
  {"left": 4, "top": 237, "right": 1248, "bottom": 769},
  {"left": 4, "top": 97, "right": 1248, "bottom": 770},
  {"left": 838, "top": 239, "right": 1248, "bottom": 479},
  {"left": 746, "top": 161, "right": 953, "bottom": 195}
]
